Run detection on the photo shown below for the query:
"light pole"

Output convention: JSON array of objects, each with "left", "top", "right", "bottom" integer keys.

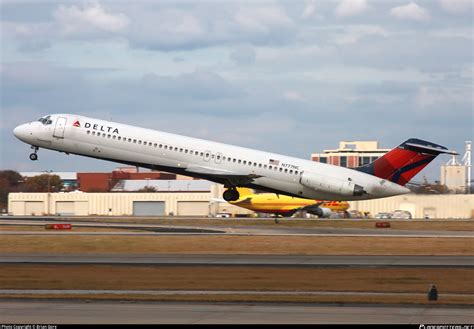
[{"left": 43, "top": 170, "right": 52, "bottom": 215}]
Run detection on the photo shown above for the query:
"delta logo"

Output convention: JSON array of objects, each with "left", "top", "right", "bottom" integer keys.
[{"left": 73, "top": 120, "right": 81, "bottom": 127}]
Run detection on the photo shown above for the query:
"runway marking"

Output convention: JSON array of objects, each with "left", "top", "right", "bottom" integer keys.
[{"left": 1, "top": 255, "right": 472, "bottom": 267}]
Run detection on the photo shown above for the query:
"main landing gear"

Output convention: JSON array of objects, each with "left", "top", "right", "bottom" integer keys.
[
  {"left": 29, "top": 146, "right": 39, "bottom": 161},
  {"left": 223, "top": 188, "right": 240, "bottom": 202}
]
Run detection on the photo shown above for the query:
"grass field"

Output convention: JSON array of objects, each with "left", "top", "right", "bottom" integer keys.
[
  {"left": 0, "top": 235, "right": 472, "bottom": 255},
  {"left": 1, "top": 265, "right": 472, "bottom": 305},
  {"left": 2, "top": 218, "right": 472, "bottom": 305}
]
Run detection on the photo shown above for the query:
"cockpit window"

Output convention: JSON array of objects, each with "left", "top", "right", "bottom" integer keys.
[{"left": 38, "top": 115, "right": 52, "bottom": 125}]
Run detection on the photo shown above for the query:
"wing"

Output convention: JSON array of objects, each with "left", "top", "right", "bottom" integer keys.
[{"left": 185, "top": 165, "right": 262, "bottom": 186}]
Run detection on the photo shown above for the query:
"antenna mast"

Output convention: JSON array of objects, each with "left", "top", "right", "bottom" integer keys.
[{"left": 461, "top": 141, "right": 472, "bottom": 193}]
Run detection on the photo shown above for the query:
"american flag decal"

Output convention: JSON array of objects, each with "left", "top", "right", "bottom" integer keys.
[
  {"left": 269, "top": 159, "right": 280, "bottom": 165},
  {"left": 73, "top": 120, "right": 80, "bottom": 127}
]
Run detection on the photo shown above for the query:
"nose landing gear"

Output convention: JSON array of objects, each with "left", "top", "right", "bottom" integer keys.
[
  {"left": 223, "top": 188, "right": 240, "bottom": 202},
  {"left": 29, "top": 146, "right": 39, "bottom": 161}
]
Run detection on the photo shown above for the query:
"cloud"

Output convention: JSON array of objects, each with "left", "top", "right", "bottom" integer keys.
[
  {"left": 439, "top": 0, "right": 473, "bottom": 14},
  {"left": 53, "top": 2, "right": 129, "bottom": 36},
  {"left": 127, "top": 3, "right": 295, "bottom": 51},
  {"left": 335, "top": 0, "right": 370, "bottom": 18},
  {"left": 390, "top": 2, "right": 430, "bottom": 21},
  {"left": 235, "top": 5, "right": 293, "bottom": 32},
  {"left": 301, "top": 0, "right": 318, "bottom": 19},
  {"left": 141, "top": 70, "right": 243, "bottom": 100},
  {"left": 332, "top": 25, "right": 389, "bottom": 45},
  {"left": 230, "top": 45, "right": 256, "bottom": 65},
  {"left": 283, "top": 90, "right": 306, "bottom": 102}
]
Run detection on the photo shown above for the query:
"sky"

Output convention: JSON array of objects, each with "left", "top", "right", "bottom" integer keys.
[{"left": 0, "top": 0, "right": 472, "bottom": 182}]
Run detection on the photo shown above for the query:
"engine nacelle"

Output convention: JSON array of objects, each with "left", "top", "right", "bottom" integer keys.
[
  {"left": 307, "top": 206, "right": 332, "bottom": 218},
  {"left": 300, "top": 171, "right": 365, "bottom": 197}
]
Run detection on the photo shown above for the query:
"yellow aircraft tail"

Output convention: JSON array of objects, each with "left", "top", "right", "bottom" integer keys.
[{"left": 236, "top": 187, "right": 254, "bottom": 197}]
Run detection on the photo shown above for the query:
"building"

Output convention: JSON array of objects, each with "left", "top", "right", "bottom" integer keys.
[
  {"left": 349, "top": 194, "right": 474, "bottom": 219},
  {"left": 440, "top": 141, "right": 472, "bottom": 194},
  {"left": 77, "top": 168, "right": 177, "bottom": 192},
  {"left": 311, "top": 141, "right": 390, "bottom": 168},
  {"left": 8, "top": 183, "right": 252, "bottom": 217},
  {"left": 441, "top": 164, "right": 467, "bottom": 193},
  {"left": 111, "top": 180, "right": 213, "bottom": 192}
]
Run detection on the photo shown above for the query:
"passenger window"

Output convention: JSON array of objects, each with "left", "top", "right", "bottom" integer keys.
[
  {"left": 253, "top": 163, "right": 257, "bottom": 167},
  {"left": 289, "top": 170, "right": 293, "bottom": 174},
  {"left": 133, "top": 139, "right": 137, "bottom": 143},
  {"left": 87, "top": 130, "right": 90, "bottom": 134},
  {"left": 113, "top": 135, "right": 116, "bottom": 139},
  {"left": 174, "top": 147, "right": 178, "bottom": 151},
  {"left": 295, "top": 171, "right": 299, "bottom": 175},
  {"left": 279, "top": 168, "right": 283, "bottom": 172},
  {"left": 238, "top": 160, "right": 242, "bottom": 164},
  {"left": 263, "top": 165, "right": 267, "bottom": 169},
  {"left": 118, "top": 136, "right": 121, "bottom": 140},
  {"left": 284, "top": 169, "right": 288, "bottom": 173},
  {"left": 143, "top": 141, "right": 147, "bottom": 146},
  {"left": 164, "top": 145, "right": 168, "bottom": 150},
  {"left": 159, "top": 144, "right": 162, "bottom": 148},
  {"left": 269, "top": 165, "right": 272, "bottom": 170},
  {"left": 180, "top": 148, "right": 183, "bottom": 152}
]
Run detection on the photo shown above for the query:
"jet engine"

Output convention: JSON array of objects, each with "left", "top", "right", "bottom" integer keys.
[
  {"left": 306, "top": 206, "right": 332, "bottom": 218},
  {"left": 300, "top": 171, "right": 365, "bottom": 197}
]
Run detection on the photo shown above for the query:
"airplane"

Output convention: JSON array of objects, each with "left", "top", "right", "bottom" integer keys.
[
  {"left": 228, "top": 187, "right": 350, "bottom": 218},
  {"left": 13, "top": 114, "right": 457, "bottom": 204}
]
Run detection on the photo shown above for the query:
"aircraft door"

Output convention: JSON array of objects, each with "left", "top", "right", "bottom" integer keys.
[{"left": 53, "top": 117, "right": 67, "bottom": 138}]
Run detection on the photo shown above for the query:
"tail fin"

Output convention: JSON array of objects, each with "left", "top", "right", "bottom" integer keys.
[{"left": 356, "top": 138, "right": 457, "bottom": 186}]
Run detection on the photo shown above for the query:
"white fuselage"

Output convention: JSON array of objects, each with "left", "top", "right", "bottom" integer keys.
[{"left": 13, "top": 113, "right": 409, "bottom": 201}]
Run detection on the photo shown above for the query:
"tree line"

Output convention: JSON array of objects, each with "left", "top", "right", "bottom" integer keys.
[{"left": 0, "top": 170, "right": 63, "bottom": 210}]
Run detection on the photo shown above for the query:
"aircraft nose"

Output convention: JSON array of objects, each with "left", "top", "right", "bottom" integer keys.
[{"left": 13, "top": 123, "right": 31, "bottom": 141}]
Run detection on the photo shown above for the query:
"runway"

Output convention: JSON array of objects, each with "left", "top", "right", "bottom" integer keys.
[
  {"left": 1, "top": 254, "right": 473, "bottom": 267},
  {"left": 1, "top": 300, "right": 472, "bottom": 324},
  {"left": 1, "top": 219, "right": 473, "bottom": 237}
]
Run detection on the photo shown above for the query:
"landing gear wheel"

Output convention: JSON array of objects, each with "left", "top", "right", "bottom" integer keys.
[
  {"left": 223, "top": 188, "right": 240, "bottom": 202},
  {"left": 29, "top": 146, "right": 39, "bottom": 161}
]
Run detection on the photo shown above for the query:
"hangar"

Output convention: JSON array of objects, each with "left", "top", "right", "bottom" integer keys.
[
  {"left": 7, "top": 191, "right": 473, "bottom": 219},
  {"left": 7, "top": 184, "right": 252, "bottom": 217}
]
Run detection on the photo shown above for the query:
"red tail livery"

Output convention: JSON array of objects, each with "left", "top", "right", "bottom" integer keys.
[{"left": 357, "top": 138, "right": 457, "bottom": 186}]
